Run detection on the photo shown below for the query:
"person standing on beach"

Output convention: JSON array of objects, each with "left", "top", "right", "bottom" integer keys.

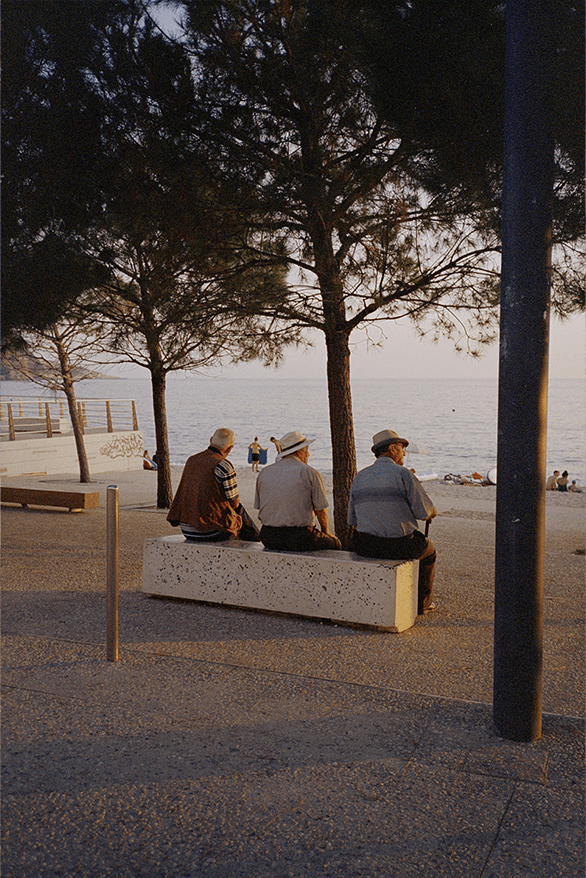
[
  {"left": 248, "top": 437, "right": 265, "bottom": 472},
  {"left": 348, "top": 429, "right": 437, "bottom": 615},
  {"left": 167, "top": 428, "right": 259, "bottom": 542},
  {"left": 254, "top": 430, "right": 341, "bottom": 551},
  {"left": 546, "top": 470, "right": 560, "bottom": 491},
  {"left": 269, "top": 436, "right": 281, "bottom": 459}
]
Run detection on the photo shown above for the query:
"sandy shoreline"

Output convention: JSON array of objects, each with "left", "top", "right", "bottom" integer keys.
[{"left": 231, "top": 466, "right": 586, "bottom": 526}]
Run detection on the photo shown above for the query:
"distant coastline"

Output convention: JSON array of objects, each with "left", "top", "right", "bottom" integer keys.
[{"left": 0, "top": 355, "right": 116, "bottom": 383}]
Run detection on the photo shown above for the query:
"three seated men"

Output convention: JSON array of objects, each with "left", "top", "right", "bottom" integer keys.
[{"left": 168, "top": 425, "right": 438, "bottom": 617}]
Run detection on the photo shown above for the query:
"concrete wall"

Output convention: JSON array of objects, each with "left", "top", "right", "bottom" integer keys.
[{"left": 0, "top": 430, "right": 144, "bottom": 477}]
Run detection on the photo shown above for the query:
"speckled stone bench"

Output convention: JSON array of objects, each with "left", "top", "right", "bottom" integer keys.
[{"left": 142, "top": 535, "right": 419, "bottom": 632}]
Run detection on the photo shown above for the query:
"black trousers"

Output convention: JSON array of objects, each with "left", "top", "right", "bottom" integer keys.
[
  {"left": 351, "top": 529, "right": 436, "bottom": 614},
  {"left": 260, "top": 525, "right": 341, "bottom": 552}
]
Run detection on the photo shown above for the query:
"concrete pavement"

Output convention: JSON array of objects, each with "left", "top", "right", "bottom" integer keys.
[{"left": 1, "top": 468, "right": 584, "bottom": 877}]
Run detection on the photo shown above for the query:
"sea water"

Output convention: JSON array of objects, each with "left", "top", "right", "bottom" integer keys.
[{"left": 2, "top": 374, "right": 584, "bottom": 483}]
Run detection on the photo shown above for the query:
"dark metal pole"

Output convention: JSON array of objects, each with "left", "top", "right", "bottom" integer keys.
[{"left": 493, "top": 0, "right": 554, "bottom": 741}]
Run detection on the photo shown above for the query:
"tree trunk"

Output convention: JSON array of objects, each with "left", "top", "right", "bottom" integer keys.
[
  {"left": 324, "top": 330, "right": 357, "bottom": 547},
  {"left": 149, "top": 363, "right": 173, "bottom": 508},
  {"left": 308, "top": 206, "right": 357, "bottom": 546},
  {"left": 54, "top": 333, "right": 91, "bottom": 483}
]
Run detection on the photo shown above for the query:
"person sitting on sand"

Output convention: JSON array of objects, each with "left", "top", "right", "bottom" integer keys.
[
  {"left": 569, "top": 481, "right": 583, "bottom": 493},
  {"left": 546, "top": 470, "right": 559, "bottom": 491},
  {"left": 254, "top": 430, "right": 341, "bottom": 551},
  {"left": 556, "top": 470, "right": 570, "bottom": 492},
  {"left": 248, "top": 437, "right": 265, "bottom": 472},
  {"left": 143, "top": 450, "right": 157, "bottom": 470},
  {"left": 348, "top": 429, "right": 437, "bottom": 616},
  {"left": 167, "top": 428, "right": 259, "bottom": 542}
]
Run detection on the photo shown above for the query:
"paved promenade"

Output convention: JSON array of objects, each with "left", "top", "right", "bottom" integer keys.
[{"left": 2, "top": 469, "right": 584, "bottom": 877}]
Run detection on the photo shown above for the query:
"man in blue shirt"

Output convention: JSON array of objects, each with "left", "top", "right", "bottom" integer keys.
[{"left": 348, "top": 429, "right": 437, "bottom": 615}]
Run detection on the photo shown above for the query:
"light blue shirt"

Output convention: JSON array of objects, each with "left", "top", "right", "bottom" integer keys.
[{"left": 348, "top": 457, "right": 436, "bottom": 538}]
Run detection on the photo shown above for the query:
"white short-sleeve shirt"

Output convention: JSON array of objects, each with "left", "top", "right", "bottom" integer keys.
[{"left": 254, "top": 456, "right": 328, "bottom": 527}]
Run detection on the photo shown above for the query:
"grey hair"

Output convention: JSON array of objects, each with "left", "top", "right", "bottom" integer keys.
[{"left": 210, "top": 428, "right": 236, "bottom": 450}]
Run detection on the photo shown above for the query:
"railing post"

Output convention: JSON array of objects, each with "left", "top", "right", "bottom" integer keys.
[
  {"left": 132, "top": 400, "right": 139, "bottom": 431},
  {"left": 8, "top": 403, "right": 15, "bottom": 441},
  {"left": 38, "top": 398, "right": 43, "bottom": 416},
  {"left": 45, "top": 403, "right": 53, "bottom": 438},
  {"left": 106, "top": 485, "right": 119, "bottom": 662},
  {"left": 77, "top": 402, "right": 85, "bottom": 434},
  {"left": 18, "top": 398, "right": 23, "bottom": 418},
  {"left": 106, "top": 400, "right": 113, "bottom": 432}
]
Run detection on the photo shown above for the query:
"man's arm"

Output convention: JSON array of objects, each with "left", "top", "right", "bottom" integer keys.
[
  {"left": 214, "top": 459, "right": 240, "bottom": 509},
  {"left": 347, "top": 485, "right": 357, "bottom": 527},
  {"left": 315, "top": 507, "right": 334, "bottom": 536},
  {"left": 405, "top": 471, "right": 437, "bottom": 521}
]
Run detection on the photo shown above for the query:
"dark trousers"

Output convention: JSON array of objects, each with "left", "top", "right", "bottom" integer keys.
[
  {"left": 351, "top": 529, "right": 436, "bottom": 614},
  {"left": 260, "top": 525, "right": 341, "bottom": 552}
]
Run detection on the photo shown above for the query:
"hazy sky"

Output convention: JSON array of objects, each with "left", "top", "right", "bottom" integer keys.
[{"left": 212, "top": 312, "right": 584, "bottom": 383}]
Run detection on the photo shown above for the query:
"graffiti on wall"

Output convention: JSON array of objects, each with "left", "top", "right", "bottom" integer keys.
[{"left": 100, "top": 434, "right": 143, "bottom": 459}]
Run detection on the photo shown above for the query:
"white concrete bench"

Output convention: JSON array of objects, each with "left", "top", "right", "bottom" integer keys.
[{"left": 142, "top": 536, "right": 419, "bottom": 632}]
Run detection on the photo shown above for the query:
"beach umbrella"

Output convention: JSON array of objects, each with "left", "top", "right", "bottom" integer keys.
[{"left": 406, "top": 441, "right": 430, "bottom": 455}]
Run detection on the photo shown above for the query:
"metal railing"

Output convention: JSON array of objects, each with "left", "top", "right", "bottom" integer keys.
[{"left": 0, "top": 396, "right": 139, "bottom": 440}]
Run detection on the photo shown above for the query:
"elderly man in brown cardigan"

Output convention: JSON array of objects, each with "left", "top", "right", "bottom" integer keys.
[{"left": 167, "top": 428, "right": 259, "bottom": 542}]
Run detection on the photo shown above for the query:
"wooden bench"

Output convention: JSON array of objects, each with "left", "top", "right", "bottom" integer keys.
[
  {"left": 1, "top": 486, "right": 100, "bottom": 512},
  {"left": 142, "top": 536, "right": 419, "bottom": 632}
]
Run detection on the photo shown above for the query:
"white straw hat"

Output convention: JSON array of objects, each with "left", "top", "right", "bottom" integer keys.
[{"left": 276, "top": 431, "right": 316, "bottom": 460}]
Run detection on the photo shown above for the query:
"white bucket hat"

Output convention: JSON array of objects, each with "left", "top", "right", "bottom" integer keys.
[{"left": 276, "top": 431, "right": 316, "bottom": 460}]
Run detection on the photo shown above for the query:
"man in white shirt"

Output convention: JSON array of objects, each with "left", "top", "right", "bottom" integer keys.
[
  {"left": 348, "top": 429, "right": 437, "bottom": 615},
  {"left": 254, "top": 430, "right": 341, "bottom": 551}
]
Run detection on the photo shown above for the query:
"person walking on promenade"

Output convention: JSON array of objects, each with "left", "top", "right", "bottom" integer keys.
[
  {"left": 254, "top": 430, "right": 341, "bottom": 551},
  {"left": 348, "top": 429, "right": 437, "bottom": 615},
  {"left": 167, "top": 428, "right": 259, "bottom": 542}
]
